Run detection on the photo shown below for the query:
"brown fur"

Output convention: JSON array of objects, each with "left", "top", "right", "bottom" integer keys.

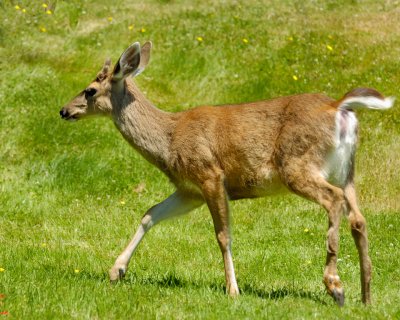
[{"left": 60, "top": 42, "right": 391, "bottom": 305}]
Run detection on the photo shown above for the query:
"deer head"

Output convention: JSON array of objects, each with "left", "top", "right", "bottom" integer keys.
[{"left": 59, "top": 41, "right": 152, "bottom": 121}]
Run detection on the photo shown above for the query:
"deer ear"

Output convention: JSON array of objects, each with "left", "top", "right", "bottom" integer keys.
[
  {"left": 112, "top": 42, "right": 141, "bottom": 81},
  {"left": 133, "top": 41, "right": 152, "bottom": 77},
  {"left": 97, "top": 58, "right": 112, "bottom": 81}
]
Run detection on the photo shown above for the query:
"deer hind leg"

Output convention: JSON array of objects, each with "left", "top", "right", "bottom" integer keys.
[
  {"left": 344, "top": 183, "right": 371, "bottom": 304},
  {"left": 284, "top": 173, "right": 346, "bottom": 306},
  {"left": 109, "top": 191, "right": 203, "bottom": 282},
  {"left": 201, "top": 173, "right": 239, "bottom": 297}
]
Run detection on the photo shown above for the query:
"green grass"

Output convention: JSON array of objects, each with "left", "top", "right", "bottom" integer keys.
[{"left": 1, "top": 0, "right": 399, "bottom": 318}]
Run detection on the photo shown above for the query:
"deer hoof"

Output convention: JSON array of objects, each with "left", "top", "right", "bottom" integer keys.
[
  {"left": 109, "top": 266, "right": 126, "bottom": 283},
  {"left": 227, "top": 285, "right": 240, "bottom": 297},
  {"left": 332, "top": 287, "right": 345, "bottom": 307},
  {"left": 229, "top": 290, "right": 240, "bottom": 298}
]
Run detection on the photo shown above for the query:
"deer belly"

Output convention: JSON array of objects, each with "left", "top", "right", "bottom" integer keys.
[
  {"left": 226, "top": 168, "right": 288, "bottom": 199},
  {"left": 322, "top": 110, "right": 358, "bottom": 187}
]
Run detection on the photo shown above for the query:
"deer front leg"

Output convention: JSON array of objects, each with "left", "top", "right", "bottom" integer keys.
[
  {"left": 201, "top": 174, "right": 239, "bottom": 297},
  {"left": 109, "top": 191, "right": 203, "bottom": 282}
]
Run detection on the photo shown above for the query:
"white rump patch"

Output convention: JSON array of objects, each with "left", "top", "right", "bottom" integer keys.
[
  {"left": 339, "top": 96, "right": 395, "bottom": 111},
  {"left": 322, "top": 110, "right": 358, "bottom": 187}
]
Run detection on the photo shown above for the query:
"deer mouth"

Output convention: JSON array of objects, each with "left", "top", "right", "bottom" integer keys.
[
  {"left": 66, "top": 115, "right": 79, "bottom": 121},
  {"left": 60, "top": 109, "right": 80, "bottom": 121}
]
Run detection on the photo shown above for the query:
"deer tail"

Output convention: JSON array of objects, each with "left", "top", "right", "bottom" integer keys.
[{"left": 335, "top": 87, "right": 395, "bottom": 111}]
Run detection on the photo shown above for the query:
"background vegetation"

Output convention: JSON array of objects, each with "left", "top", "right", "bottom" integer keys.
[{"left": 0, "top": 0, "right": 399, "bottom": 318}]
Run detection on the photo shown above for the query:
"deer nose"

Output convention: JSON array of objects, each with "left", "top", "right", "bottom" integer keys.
[{"left": 60, "top": 108, "right": 69, "bottom": 119}]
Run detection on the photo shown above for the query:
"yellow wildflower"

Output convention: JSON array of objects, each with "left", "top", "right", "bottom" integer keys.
[
  {"left": 107, "top": 17, "right": 113, "bottom": 22},
  {"left": 74, "top": 269, "right": 80, "bottom": 274},
  {"left": 140, "top": 28, "right": 146, "bottom": 33},
  {"left": 46, "top": 10, "right": 52, "bottom": 15},
  {"left": 42, "top": 3, "right": 48, "bottom": 8},
  {"left": 304, "top": 228, "right": 309, "bottom": 233},
  {"left": 22, "top": 8, "right": 27, "bottom": 13},
  {"left": 41, "top": 243, "right": 47, "bottom": 248},
  {"left": 15, "top": 5, "right": 21, "bottom": 10},
  {"left": 288, "top": 36, "right": 293, "bottom": 41},
  {"left": 292, "top": 75, "right": 298, "bottom": 81},
  {"left": 120, "top": 200, "right": 126, "bottom": 205},
  {"left": 128, "top": 25, "right": 134, "bottom": 31},
  {"left": 196, "top": 36, "right": 203, "bottom": 42},
  {"left": 242, "top": 38, "right": 249, "bottom": 44},
  {"left": 326, "top": 45, "right": 333, "bottom": 51},
  {"left": 40, "top": 27, "right": 47, "bottom": 32},
  {"left": 0, "top": 268, "right": 4, "bottom": 272}
]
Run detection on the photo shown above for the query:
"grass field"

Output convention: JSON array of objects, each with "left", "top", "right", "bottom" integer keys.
[{"left": 1, "top": 0, "right": 399, "bottom": 319}]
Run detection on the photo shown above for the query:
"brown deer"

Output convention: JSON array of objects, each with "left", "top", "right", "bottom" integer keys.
[{"left": 60, "top": 41, "right": 394, "bottom": 306}]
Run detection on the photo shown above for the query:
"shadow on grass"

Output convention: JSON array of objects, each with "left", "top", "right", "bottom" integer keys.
[
  {"left": 240, "top": 283, "right": 328, "bottom": 305},
  {"left": 119, "top": 271, "right": 328, "bottom": 304},
  {"left": 60, "top": 267, "right": 328, "bottom": 304}
]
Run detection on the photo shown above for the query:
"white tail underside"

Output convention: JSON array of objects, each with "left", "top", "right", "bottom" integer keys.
[{"left": 339, "top": 96, "right": 395, "bottom": 111}]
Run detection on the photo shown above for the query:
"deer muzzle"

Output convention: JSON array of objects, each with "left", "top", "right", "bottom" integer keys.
[{"left": 59, "top": 107, "right": 79, "bottom": 121}]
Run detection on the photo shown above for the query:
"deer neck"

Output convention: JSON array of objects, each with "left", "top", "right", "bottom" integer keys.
[{"left": 111, "top": 79, "right": 176, "bottom": 170}]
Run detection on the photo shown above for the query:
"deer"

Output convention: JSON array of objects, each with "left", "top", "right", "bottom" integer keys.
[{"left": 59, "top": 41, "right": 394, "bottom": 306}]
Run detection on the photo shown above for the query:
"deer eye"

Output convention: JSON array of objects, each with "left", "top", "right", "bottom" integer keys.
[{"left": 85, "top": 88, "right": 97, "bottom": 98}]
